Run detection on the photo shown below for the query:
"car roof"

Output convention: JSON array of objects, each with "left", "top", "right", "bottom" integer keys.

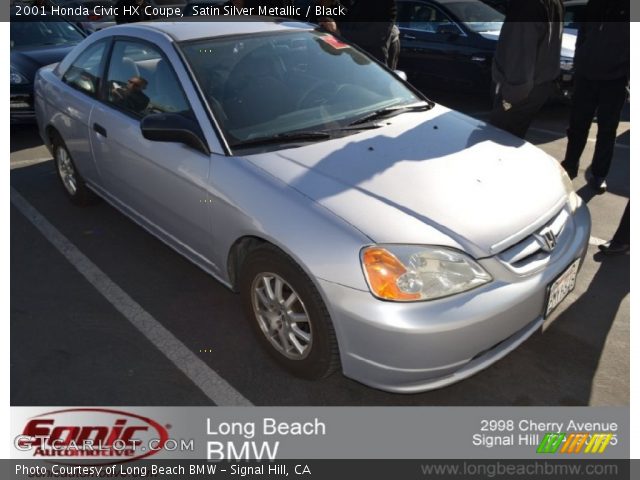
[{"left": 129, "top": 19, "right": 314, "bottom": 42}]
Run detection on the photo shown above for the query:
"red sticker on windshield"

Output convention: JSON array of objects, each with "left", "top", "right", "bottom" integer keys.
[{"left": 320, "top": 35, "right": 349, "bottom": 50}]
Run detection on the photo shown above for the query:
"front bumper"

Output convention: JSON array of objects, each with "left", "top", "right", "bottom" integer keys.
[{"left": 319, "top": 204, "right": 591, "bottom": 393}]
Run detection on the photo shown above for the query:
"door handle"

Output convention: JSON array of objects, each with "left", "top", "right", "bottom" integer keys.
[
  {"left": 402, "top": 33, "right": 416, "bottom": 40},
  {"left": 93, "top": 123, "right": 107, "bottom": 137}
]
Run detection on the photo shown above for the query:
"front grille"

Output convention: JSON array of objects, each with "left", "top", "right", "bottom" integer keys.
[{"left": 498, "top": 208, "right": 571, "bottom": 275}]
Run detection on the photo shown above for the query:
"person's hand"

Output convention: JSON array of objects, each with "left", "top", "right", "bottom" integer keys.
[{"left": 319, "top": 20, "right": 338, "bottom": 34}]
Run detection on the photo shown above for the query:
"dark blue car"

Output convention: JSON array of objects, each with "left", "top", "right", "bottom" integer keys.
[
  {"left": 396, "top": 0, "right": 575, "bottom": 98},
  {"left": 11, "top": 19, "right": 86, "bottom": 123}
]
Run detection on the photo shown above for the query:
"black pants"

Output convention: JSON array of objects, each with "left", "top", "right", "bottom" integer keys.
[
  {"left": 562, "top": 75, "right": 627, "bottom": 178},
  {"left": 612, "top": 201, "right": 630, "bottom": 245},
  {"left": 489, "top": 81, "right": 553, "bottom": 138}
]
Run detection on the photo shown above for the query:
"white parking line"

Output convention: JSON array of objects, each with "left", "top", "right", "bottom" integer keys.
[
  {"left": 10, "top": 157, "right": 53, "bottom": 169},
  {"left": 10, "top": 187, "right": 253, "bottom": 407},
  {"left": 589, "top": 236, "right": 608, "bottom": 246}
]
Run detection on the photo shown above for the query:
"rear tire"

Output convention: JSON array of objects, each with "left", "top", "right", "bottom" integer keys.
[
  {"left": 239, "top": 244, "right": 340, "bottom": 380},
  {"left": 52, "top": 133, "right": 98, "bottom": 206}
]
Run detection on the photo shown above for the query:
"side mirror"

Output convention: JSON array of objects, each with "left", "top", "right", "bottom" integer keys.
[
  {"left": 394, "top": 70, "right": 408, "bottom": 81},
  {"left": 436, "top": 23, "right": 461, "bottom": 37},
  {"left": 140, "top": 113, "right": 209, "bottom": 154}
]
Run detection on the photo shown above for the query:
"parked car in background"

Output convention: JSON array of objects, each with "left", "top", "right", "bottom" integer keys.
[
  {"left": 35, "top": 21, "right": 590, "bottom": 393},
  {"left": 396, "top": 0, "right": 576, "bottom": 100},
  {"left": 10, "top": 18, "right": 86, "bottom": 123}
]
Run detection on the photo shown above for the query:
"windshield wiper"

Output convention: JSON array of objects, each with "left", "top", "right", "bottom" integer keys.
[
  {"left": 232, "top": 131, "right": 333, "bottom": 149},
  {"left": 348, "top": 102, "right": 433, "bottom": 126}
]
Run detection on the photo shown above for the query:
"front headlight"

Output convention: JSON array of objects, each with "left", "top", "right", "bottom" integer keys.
[
  {"left": 558, "top": 165, "right": 582, "bottom": 214},
  {"left": 10, "top": 66, "right": 28, "bottom": 85},
  {"left": 361, "top": 245, "right": 492, "bottom": 302}
]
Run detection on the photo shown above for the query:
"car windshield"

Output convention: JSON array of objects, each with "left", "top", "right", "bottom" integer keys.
[
  {"left": 10, "top": 21, "right": 84, "bottom": 49},
  {"left": 180, "top": 30, "right": 422, "bottom": 147},
  {"left": 446, "top": 1, "right": 504, "bottom": 33}
]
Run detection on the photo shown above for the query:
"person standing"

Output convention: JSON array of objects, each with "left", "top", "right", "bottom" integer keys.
[
  {"left": 598, "top": 202, "right": 630, "bottom": 255},
  {"left": 387, "top": 24, "right": 400, "bottom": 70},
  {"left": 340, "top": 0, "right": 397, "bottom": 67},
  {"left": 560, "top": 0, "right": 629, "bottom": 193},
  {"left": 489, "top": 0, "right": 564, "bottom": 138}
]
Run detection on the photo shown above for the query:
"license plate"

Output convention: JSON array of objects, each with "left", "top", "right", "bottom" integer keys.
[{"left": 545, "top": 259, "right": 580, "bottom": 317}]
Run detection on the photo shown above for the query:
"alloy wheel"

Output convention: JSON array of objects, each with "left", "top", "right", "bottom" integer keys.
[{"left": 250, "top": 272, "right": 313, "bottom": 360}]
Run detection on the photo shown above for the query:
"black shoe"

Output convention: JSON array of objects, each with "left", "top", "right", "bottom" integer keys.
[
  {"left": 598, "top": 241, "right": 629, "bottom": 255},
  {"left": 560, "top": 160, "right": 578, "bottom": 179},
  {"left": 588, "top": 175, "right": 607, "bottom": 194}
]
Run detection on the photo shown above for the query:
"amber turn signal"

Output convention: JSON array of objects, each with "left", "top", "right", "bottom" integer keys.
[{"left": 361, "top": 247, "right": 421, "bottom": 301}]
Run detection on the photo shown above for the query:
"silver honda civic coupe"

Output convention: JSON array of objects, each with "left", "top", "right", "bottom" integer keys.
[{"left": 34, "top": 21, "right": 590, "bottom": 393}]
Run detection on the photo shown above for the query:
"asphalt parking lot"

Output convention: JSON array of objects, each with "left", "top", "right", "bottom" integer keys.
[{"left": 10, "top": 87, "right": 630, "bottom": 407}]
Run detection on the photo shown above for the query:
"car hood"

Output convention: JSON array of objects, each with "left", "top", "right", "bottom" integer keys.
[
  {"left": 244, "top": 105, "right": 568, "bottom": 258},
  {"left": 10, "top": 45, "right": 76, "bottom": 82}
]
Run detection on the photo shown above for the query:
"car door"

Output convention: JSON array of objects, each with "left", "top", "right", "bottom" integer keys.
[
  {"left": 49, "top": 39, "right": 110, "bottom": 184},
  {"left": 396, "top": 0, "right": 483, "bottom": 88},
  {"left": 89, "top": 38, "right": 215, "bottom": 264},
  {"left": 396, "top": 1, "right": 463, "bottom": 84}
]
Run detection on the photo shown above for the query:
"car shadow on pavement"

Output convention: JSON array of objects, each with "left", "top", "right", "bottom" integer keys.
[
  {"left": 460, "top": 250, "right": 629, "bottom": 407},
  {"left": 575, "top": 169, "right": 630, "bottom": 204},
  {"left": 539, "top": 252, "right": 629, "bottom": 405}
]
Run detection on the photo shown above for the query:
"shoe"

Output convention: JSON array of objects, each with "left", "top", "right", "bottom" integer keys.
[
  {"left": 560, "top": 160, "right": 578, "bottom": 180},
  {"left": 598, "top": 241, "right": 629, "bottom": 255},
  {"left": 588, "top": 175, "right": 607, "bottom": 194}
]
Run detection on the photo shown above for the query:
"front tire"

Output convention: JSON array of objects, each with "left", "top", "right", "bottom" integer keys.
[
  {"left": 53, "top": 134, "right": 97, "bottom": 206},
  {"left": 239, "top": 244, "right": 339, "bottom": 380}
]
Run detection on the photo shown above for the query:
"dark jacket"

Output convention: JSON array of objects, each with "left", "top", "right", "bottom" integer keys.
[
  {"left": 339, "top": 0, "right": 397, "bottom": 59},
  {"left": 574, "top": 0, "right": 630, "bottom": 81},
  {"left": 492, "top": 0, "right": 563, "bottom": 104}
]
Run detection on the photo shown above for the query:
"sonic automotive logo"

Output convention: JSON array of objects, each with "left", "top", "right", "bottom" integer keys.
[{"left": 15, "top": 408, "right": 169, "bottom": 462}]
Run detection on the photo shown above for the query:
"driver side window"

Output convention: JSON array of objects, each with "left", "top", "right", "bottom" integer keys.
[
  {"left": 62, "top": 41, "right": 107, "bottom": 97},
  {"left": 105, "top": 40, "right": 191, "bottom": 119},
  {"left": 399, "top": 2, "right": 456, "bottom": 33}
]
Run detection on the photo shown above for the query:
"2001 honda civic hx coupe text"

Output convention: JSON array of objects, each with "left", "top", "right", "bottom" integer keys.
[{"left": 35, "top": 21, "right": 590, "bottom": 393}]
